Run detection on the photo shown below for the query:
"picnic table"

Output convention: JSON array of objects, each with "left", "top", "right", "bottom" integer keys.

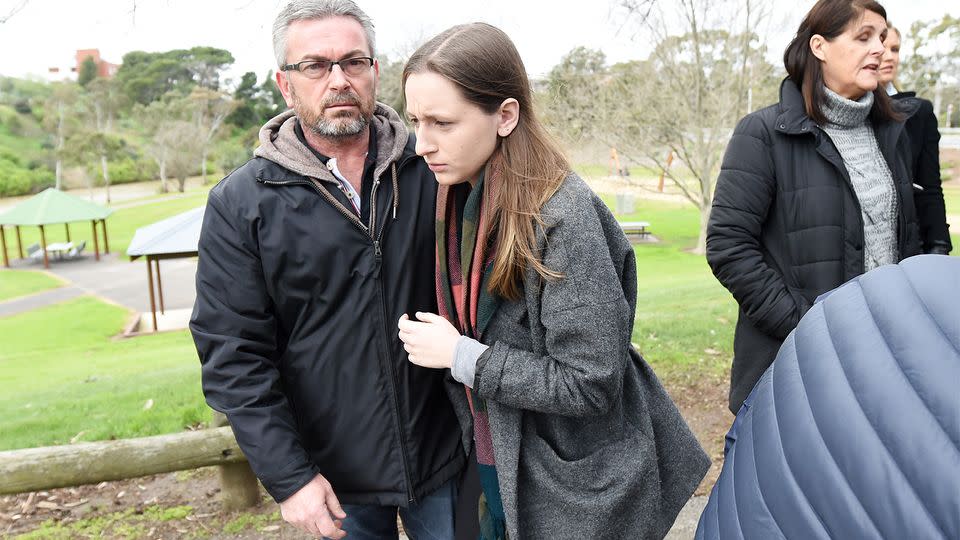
[{"left": 45, "top": 242, "right": 74, "bottom": 260}]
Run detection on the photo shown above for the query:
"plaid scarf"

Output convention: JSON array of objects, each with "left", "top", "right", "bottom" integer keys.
[{"left": 435, "top": 163, "right": 508, "bottom": 540}]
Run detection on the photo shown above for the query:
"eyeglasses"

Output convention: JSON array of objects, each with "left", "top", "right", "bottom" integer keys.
[{"left": 281, "top": 56, "right": 374, "bottom": 79}]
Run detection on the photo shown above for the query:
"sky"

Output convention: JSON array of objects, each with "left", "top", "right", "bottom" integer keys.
[{"left": 0, "top": 0, "right": 953, "bottom": 86}]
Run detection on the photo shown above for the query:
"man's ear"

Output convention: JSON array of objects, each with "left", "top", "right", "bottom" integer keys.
[
  {"left": 809, "top": 34, "right": 828, "bottom": 62},
  {"left": 497, "top": 98, "right": 520, "bottom": 137},
  {"left": 275, "top": 70, "right": 295, "bottom": 108}
]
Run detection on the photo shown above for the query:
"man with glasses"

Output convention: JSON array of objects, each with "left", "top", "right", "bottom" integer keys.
[{"left": 190, "top": 1, "right": 466, "bottom": 538}]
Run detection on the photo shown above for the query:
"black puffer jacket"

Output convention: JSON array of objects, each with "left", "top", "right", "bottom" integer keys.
[
  {"left": 892, "top": 91, "right": 952, "bottom": 254},
  {"left": 707, "top": 79, "right": 922, "bottom": 414},
  {"left": 190, "top": 106, "right": 464, "bottom": 505}
]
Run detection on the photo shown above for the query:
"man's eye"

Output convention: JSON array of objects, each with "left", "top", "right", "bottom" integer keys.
[
  {"left": 302, "top": 62, "right": 327, "bottom": 73},
  {"left": 347, "top": 59, "right": 367, "bottom": 68}
]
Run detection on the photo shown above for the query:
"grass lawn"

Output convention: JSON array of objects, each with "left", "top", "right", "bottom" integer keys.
[
  {"left": 605, "top": 197, "right": 736, "bottom": 379},
  {"left": 0, "top": 191, "right": 732, "bottom": 451},
  {"left": 0, "top": 269, "right": 64, "bottom": 302},
  {"left": 1, "top": 189, "right": 211, "bottom": 264},
  {"left": 0, "top": 296, "right": 207, "bottom": 451}
]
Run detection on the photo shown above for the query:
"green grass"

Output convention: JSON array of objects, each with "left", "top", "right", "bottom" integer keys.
[
  {"left": 0, "top": 269, "right": 64, "bottom": 301},
  {"left": 943, "top": 185, "right": 959, "bottom": 216},
  {"left": 0, "top": 190, "right": 731, "bottom": 451},
  {"left": 602, "top": 196, "right": 736, "bottom": 378},
  {"left": 0, "top": 296, "right": 207, "bottom": 450},
  {"left": 1, "top": 189, "right": 210, "bottom": 263}
]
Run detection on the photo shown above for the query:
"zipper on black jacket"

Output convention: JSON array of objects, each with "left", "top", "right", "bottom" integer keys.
[{"left": 261, "top": 168, "right": 417, "bottom": 504}]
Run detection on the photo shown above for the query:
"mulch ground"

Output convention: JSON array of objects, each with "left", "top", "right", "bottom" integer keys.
[{"left": 1, "top": 375, "right": 733, "bottom": 539}]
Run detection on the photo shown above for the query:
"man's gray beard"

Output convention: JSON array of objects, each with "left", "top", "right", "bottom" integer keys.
[{"left": 307, "top": 114, "right": 369, "bottom": 138}]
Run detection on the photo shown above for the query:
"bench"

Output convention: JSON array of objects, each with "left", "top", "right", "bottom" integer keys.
[{"left": 619, "top": 221, "right": 651, "bottom": 238}]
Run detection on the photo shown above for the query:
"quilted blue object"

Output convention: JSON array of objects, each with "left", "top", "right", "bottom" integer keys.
[{"left": 696, "top": 255, "right": 960, "bottom": 539}]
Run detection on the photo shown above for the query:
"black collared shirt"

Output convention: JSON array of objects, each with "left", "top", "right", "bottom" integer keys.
[{"left": 295, "top": 120, "right": 378, "bottom": 224}]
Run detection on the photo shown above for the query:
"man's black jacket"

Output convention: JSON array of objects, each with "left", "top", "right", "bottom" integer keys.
[{"left": 190, "top": 107, "right": 464, "bottom": 505}]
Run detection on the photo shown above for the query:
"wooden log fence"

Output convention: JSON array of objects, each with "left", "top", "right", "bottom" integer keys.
[{"left": 0, "top": 425, "right": 261, "bottom": 511}]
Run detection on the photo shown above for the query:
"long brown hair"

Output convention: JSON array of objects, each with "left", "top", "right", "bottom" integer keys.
[
  {"left": 783, "top": 0, "right": 903, "bottom": 124},
  {"left": 402, "top": 23, "right": 570, "bottom": 300}
]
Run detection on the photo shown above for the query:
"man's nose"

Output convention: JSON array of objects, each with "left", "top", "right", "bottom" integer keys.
[{"left": 327, "top": 64, "right": 350, "bottom": 90}]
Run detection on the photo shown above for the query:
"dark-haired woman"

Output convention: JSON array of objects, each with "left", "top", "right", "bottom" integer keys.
[
  {"left": 395, "top": 22, "right": 709, "bottom": 540},
  {"left": 881, "top": 23, "right": 952, "bottom": 255},
  {"left": 706, "top": 0, "right": 922, "bottom": 414}
]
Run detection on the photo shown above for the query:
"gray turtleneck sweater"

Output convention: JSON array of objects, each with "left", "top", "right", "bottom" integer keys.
[{"left": 820, "top": 87, "right": 899, "bottom": 271}]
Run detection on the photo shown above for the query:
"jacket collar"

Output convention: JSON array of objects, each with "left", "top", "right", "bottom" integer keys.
[
  {"left": 775, "top": 78, "right": 816, "bottom": 136},
  {"left": 253, "top": 102, "right": 412, "bottom": 184}
]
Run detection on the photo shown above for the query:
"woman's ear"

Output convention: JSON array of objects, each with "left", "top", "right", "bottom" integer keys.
[
  {"left": 497, "top": 98, "right": 520, "bottom": 137},
  {"left": 809, "top": 34, "right": 827, "bottom": 62}
]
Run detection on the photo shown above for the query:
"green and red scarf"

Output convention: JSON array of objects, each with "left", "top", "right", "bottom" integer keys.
[{"left": 435, "top": 162, "right": 508, "bottom": 540}]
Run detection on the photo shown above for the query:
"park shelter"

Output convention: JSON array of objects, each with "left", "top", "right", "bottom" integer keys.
[
  {"left": 127, "top": 206, "right": 204, "bottom": 332},
  {"left": 0, "top": 188, "right": 113, "bottom": 269}
]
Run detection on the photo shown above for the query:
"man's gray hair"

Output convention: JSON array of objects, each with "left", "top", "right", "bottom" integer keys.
[{"left": 272, "top": 0, "right": 377, "bottom": 67}]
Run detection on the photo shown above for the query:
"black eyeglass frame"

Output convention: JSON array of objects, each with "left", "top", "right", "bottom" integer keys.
[{"left": 280, "top": 56, "right": 375, "bottom": 78}]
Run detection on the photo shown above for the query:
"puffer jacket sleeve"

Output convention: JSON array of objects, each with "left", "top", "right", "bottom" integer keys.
[
  {"left": 707, "top": 114, "right": 800, "bottom": 340},
  {"left": 473, "top": 189, "right": 633, "bottom": 418},
  {"left": 190, "top": 185, "right": 318, "bottom": 502},
  {"left": 912, "top": 100, "right": 952, "bottom": 253}
]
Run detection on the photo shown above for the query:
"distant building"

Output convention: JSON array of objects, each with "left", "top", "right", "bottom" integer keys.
[{"left": 45, "top": 49, "right": 120, "bottom": 82}]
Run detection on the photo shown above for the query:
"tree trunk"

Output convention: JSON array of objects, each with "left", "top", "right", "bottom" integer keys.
[
  {"left": 201, "top": 149, "right": 208, "bottom": 185},
  {"left": 100, "top": 154, "right": 111, "bottom": 204},
  {"left": 55, "top": 159, "right": 63, "bottom": 191},
  {"left": 159, "top": 159, "right": 168, "bottom": 193},
  {"left": 177, "top": 175, "right": 187, "bottom": 193},
  {"left": 694, "top": 202, "right": 711, "bottom": 255},
  {"left": 0, "top": 427, "right": 246, "bottom": 495}
]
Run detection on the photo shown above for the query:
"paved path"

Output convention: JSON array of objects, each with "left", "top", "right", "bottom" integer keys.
[{"left": 1, "top": 252, "right": 198, "bottom": 316}]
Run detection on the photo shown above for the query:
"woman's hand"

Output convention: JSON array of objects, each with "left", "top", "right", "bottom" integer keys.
[{"left": 398, "top": 312, "right": 461, "bottom": 369}]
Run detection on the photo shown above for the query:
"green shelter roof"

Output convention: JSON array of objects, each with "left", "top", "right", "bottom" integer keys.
[{"left": 0, "top": 188, "right": 113, "bottom": 226}]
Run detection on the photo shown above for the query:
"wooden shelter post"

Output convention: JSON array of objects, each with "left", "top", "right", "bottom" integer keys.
[
  {"left": 1, "top": 225, "right": 8, "bottom": 268},
  {"left": 64, "top": 223, "right": 71, "bottom": 242},
  {"left": 101, "top": 219, "right": 110, "bottom": 253},
  {"left": 39, "top": 225, "right": 49, "bottom": 269},
  {"left": 91, "top": 220, "right": 100, "bottom": 261},
  {"left": 15, "top": 226, "right": 23, "bottom": 259},
  {"left": 155, "top": 258, "right": 165, "bottom": 314},
  {"left": 146, "top": 256, "right": 158, "bottom": 331}
]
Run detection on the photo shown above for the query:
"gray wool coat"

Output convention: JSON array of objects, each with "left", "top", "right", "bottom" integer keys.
[{"left": 446, "top": 173, "right": 710, "bottom": 539}]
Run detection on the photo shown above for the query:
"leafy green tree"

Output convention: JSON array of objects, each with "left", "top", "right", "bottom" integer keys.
[
  {"left": 64, "top": 131, "right": 125, "bottom": 202},
  {"left": 186, "top": 87, "right": 237, "bottom": 183},
  {"left": 78, "top": 56, "right": 98, "bottom": 87},
  {"left": 41, "top": 82, "right": 80, "bottom": 190},
  {"left": 115, "top": 46, "right": 235, "bottom": 105}
]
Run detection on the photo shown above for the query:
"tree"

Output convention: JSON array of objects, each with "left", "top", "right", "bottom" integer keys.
[
  {"left": 78, "top": 57, "right": 98, "bottom": 87},
  {"left": 41, "top": 82, "right": 80, "bottom": 190},
  {"left": 158, "top": 120, "right": 201, "bottom": 192},
  {"left": 186, "top": 87, "right": 237, "bottom": 183},
  {"left": 65, "top": 132, "right": 125, "bottom": 202},
  {"left": 898, "top": 14, "right": 960, "bottom": 123},
  {"left": 377, "top": 55, "right": 406, "bottom": 115},
  {"left": 226, "top": 71, "right": 287, "bottom": 130},
  {"left": 542, "top": 47, "right": 610, "bottom": 143},
  {"left": 134, "top": 96, "right": 191, "bottom": 193},
  {"left": 115, "top": 46, "right": 235, "bottom": 105},
  {"left": 548, "top": 0, "right": 777, "bottom": 254}
]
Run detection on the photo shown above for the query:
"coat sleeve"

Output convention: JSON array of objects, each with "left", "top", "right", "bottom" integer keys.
[
  {"left": 473, "top": 200, "right": 632, "bottom": 418},
  {"left": 706, "top": 115, "right": 800, "bottom": 340},
  {"left": 189, "top": 186, "right": 318, "bottom": 502},
  {"left": 911, "top": 101, "right": 952, "bottom": 253}
]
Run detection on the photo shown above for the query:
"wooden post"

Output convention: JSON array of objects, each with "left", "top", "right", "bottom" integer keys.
[
  {"left": 155, "top": 258, "right": 165, "bottom": 314},
  {"left": 101, "top": 219, "right": 110, "bottom": 254},
  {"left": 0, "top": 426, "right": 246, "bottom": 495},
  {"left": 91, "top": 220, "right": 100, "bottom": 261},
  {"left": 146, "top": 257, "right": 158, "bottom": 332},
  {"left": 212, "top": 412, "right": 261, "bottom": 511},
  {"left": 15, "top": 225, "right": 23, "bottom": 259},
  {"left": 1, "top": 225, "right": 8, "bottom": 268},
  {"left": 39, "top": 225, "right": 49, "bottom": 269},
  {"left": 64, "top": 223, "right": 71, "bottom": 243}
]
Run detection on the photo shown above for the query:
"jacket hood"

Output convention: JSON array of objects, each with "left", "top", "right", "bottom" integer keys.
[{"left": 254, "top": 102, "right": 410, "bottom": 184}]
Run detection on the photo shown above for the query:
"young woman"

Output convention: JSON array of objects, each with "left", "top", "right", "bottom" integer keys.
[
  {"left": 396, "top": 22, "right": 709, "bottom": 540},
  {"left": 880, "top": 23, "right": 952, "bottom": 254},
  {"left": 706, "top": 0, "right": 922, "bottom": 415}
]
